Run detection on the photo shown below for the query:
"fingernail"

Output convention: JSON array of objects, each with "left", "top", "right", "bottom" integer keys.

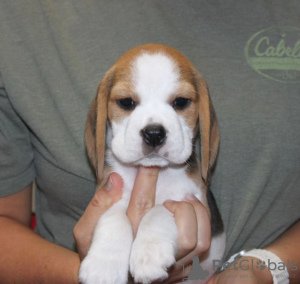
[
  {"left": 104, "top": 175, "right": 113, "bottom": 191},
  {"left": 185, "top": 193, "right": 199, "bottom": 201}
]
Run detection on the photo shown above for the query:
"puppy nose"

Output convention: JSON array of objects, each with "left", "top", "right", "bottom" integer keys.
[{"left": 141, "top": 124, "right": 166, "bottom": 147}]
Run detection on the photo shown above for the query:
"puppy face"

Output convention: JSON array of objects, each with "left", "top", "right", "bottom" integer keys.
[
  {"left": 108, "top": 52, "right": 198, "bottom": 167},
  {"left": 86, "top": 44, "right": 219, "bottom": 183}
]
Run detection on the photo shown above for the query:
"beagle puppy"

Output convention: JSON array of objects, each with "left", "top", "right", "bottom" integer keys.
[{"left": 79, "top": 44, "right": 226, "bottom": 284}]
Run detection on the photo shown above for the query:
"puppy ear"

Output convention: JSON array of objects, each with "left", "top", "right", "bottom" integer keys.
[
  {"left": 195, "top": 72, "right": 220, "bottom": 184},
  {"left": 85, "top": 69, "right": 114, "bottom": 183}
]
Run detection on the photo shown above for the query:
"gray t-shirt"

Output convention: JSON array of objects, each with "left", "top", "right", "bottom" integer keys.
[{"left": 0, "top": 1, "right": 299, "bottom": 259}]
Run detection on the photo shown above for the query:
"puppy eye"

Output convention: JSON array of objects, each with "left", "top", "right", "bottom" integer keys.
[
  {"left": 173, "top": 97, "right": 191, "bottom": 110},
  {"left": 117, "top": 98, "right": 136, "bottom": 111}
]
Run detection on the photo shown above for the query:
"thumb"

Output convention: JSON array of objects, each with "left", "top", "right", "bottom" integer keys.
[{"left": 92, "top": 172, "right": 124, "bottom": 209}]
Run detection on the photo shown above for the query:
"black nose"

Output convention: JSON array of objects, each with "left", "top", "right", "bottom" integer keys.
[{"left": 141, "top": 124, "right": 166, "bottom": 147}]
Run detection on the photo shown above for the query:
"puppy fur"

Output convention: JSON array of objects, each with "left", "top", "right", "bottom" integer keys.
[{"left": 80, "top": 44, "right": 225, "bottom": 284}]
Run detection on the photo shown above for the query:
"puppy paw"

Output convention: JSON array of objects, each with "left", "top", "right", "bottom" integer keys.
[
  {"left": 130, "top": 235, "right": 176, "bottom": 283},
  {"left": 79, "top": 253, "right": 129, "bottom": 284}
]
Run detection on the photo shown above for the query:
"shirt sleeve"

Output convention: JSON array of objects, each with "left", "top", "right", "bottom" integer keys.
[{"left": 0, "top": 73, "right": 35, "bottom": 197}]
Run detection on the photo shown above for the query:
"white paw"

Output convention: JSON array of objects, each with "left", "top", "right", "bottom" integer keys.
[
  {"left": 130, "top": 235, "right": 176, "bottom": 284},
  {"left": 78, "top": 201, "right": 133, "bottom": 284},
  {"left": 79, "top": 253, "right": 129, "bottom": 284}
]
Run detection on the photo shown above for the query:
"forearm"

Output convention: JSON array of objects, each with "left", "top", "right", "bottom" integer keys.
[
  {"left": 237, "top": 220, "right": 300, "bottom": 283},
  {"left": 0, "top": 216, "right": 80, "bottom": 284},
  {"left": 265, "top": 220, "right": 300, "bottom": 283},
  {"left": 210, "top": 220, "right": 300, "bottom": 284}
]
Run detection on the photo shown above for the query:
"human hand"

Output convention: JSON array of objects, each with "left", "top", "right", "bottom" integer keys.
[
  {"left": 74, "top": 166, "right": 158, "bottom": 262},
  {"left": 73, "top": 172, "right": 123, "bottom": 260},
  {"left": 126, "top": 166, "right": 211, "bottom": 283},
  {"left": 163, "top": 196, "right": 211, "bottom": 283},
  {"left": 74, "top": 166, "right": 211, "bottom": 283}
]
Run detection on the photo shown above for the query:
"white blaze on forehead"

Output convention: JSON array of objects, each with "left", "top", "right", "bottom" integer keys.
[
  {"left": 132, "top": 53, "right": 180, "bottom": 103},
  {"left": 110, "top": 51, "right": 194, "bottom": 167}
]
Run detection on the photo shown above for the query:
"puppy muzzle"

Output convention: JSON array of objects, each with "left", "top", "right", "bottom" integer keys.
[{"left": 140, "top": 124, "right": 166, "bottom": 148}]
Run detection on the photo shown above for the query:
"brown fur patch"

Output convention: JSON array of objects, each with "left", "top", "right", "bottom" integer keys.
[
  {"left": 169, "top": 82, "right": 199, "bottom": 131},
  {"left": 95, "top": 166, "right": 113, "bottom": 192},
  {"left": 107, "top": 43, "right": 200, "bottom": 128},
  {"left": 108, "top": 82, "right": 139, "bottom": 122},
  {"left": 85, "top": 96, "right": 98, "bottom": 172}
]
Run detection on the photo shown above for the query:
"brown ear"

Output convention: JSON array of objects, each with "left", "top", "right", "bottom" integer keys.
[
  {"left": 195, "top": 72, "right": 220, "bottom": 184},
  {"left": 85, "top": 69, "right": 114, "bottom": 183}
]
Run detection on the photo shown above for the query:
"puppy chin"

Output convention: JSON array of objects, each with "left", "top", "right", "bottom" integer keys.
[{"left": 135, "top": 157, "right": 169, "bottom": 168}]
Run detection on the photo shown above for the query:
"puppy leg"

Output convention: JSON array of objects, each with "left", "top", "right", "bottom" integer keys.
[
  {"left": 130, "top": 205, "right": 177, "bottom": 284},
  {"left": 79, "top": 200, "right": 133, "bottom": 284}
]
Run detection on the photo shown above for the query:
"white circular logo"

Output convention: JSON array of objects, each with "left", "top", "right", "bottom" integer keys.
[{"left": 245, "top": 27, "right": 300, "bottom": 83}]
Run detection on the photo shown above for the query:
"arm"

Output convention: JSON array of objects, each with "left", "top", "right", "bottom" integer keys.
[
  {"left": 0, "top": 167, "right": 211, "bottom": 283},
  {"left": 265, "top": 220, "right": 300, "bottom": 283},
  {"left": 209, "top": 220, "right": 300, "bottom": 284},
  {"left": 0, "top": 184, "right": 81, "bottom": 284}
]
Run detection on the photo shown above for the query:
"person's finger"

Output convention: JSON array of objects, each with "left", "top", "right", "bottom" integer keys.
[
  {"left": 163, "top": 194, "right": 212, "bottom": 283},
  {"left": 126, "top": 166, "right": 159, "bottom": 236},
  {"left": 73, "top": 172, "right": 123, "bottom": 259},
  {"left": 177, "top": 194, "right": 211, "bottom": 265},
  {"left": 163, "top": 200, "right": 198, "bottom": 260}
]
